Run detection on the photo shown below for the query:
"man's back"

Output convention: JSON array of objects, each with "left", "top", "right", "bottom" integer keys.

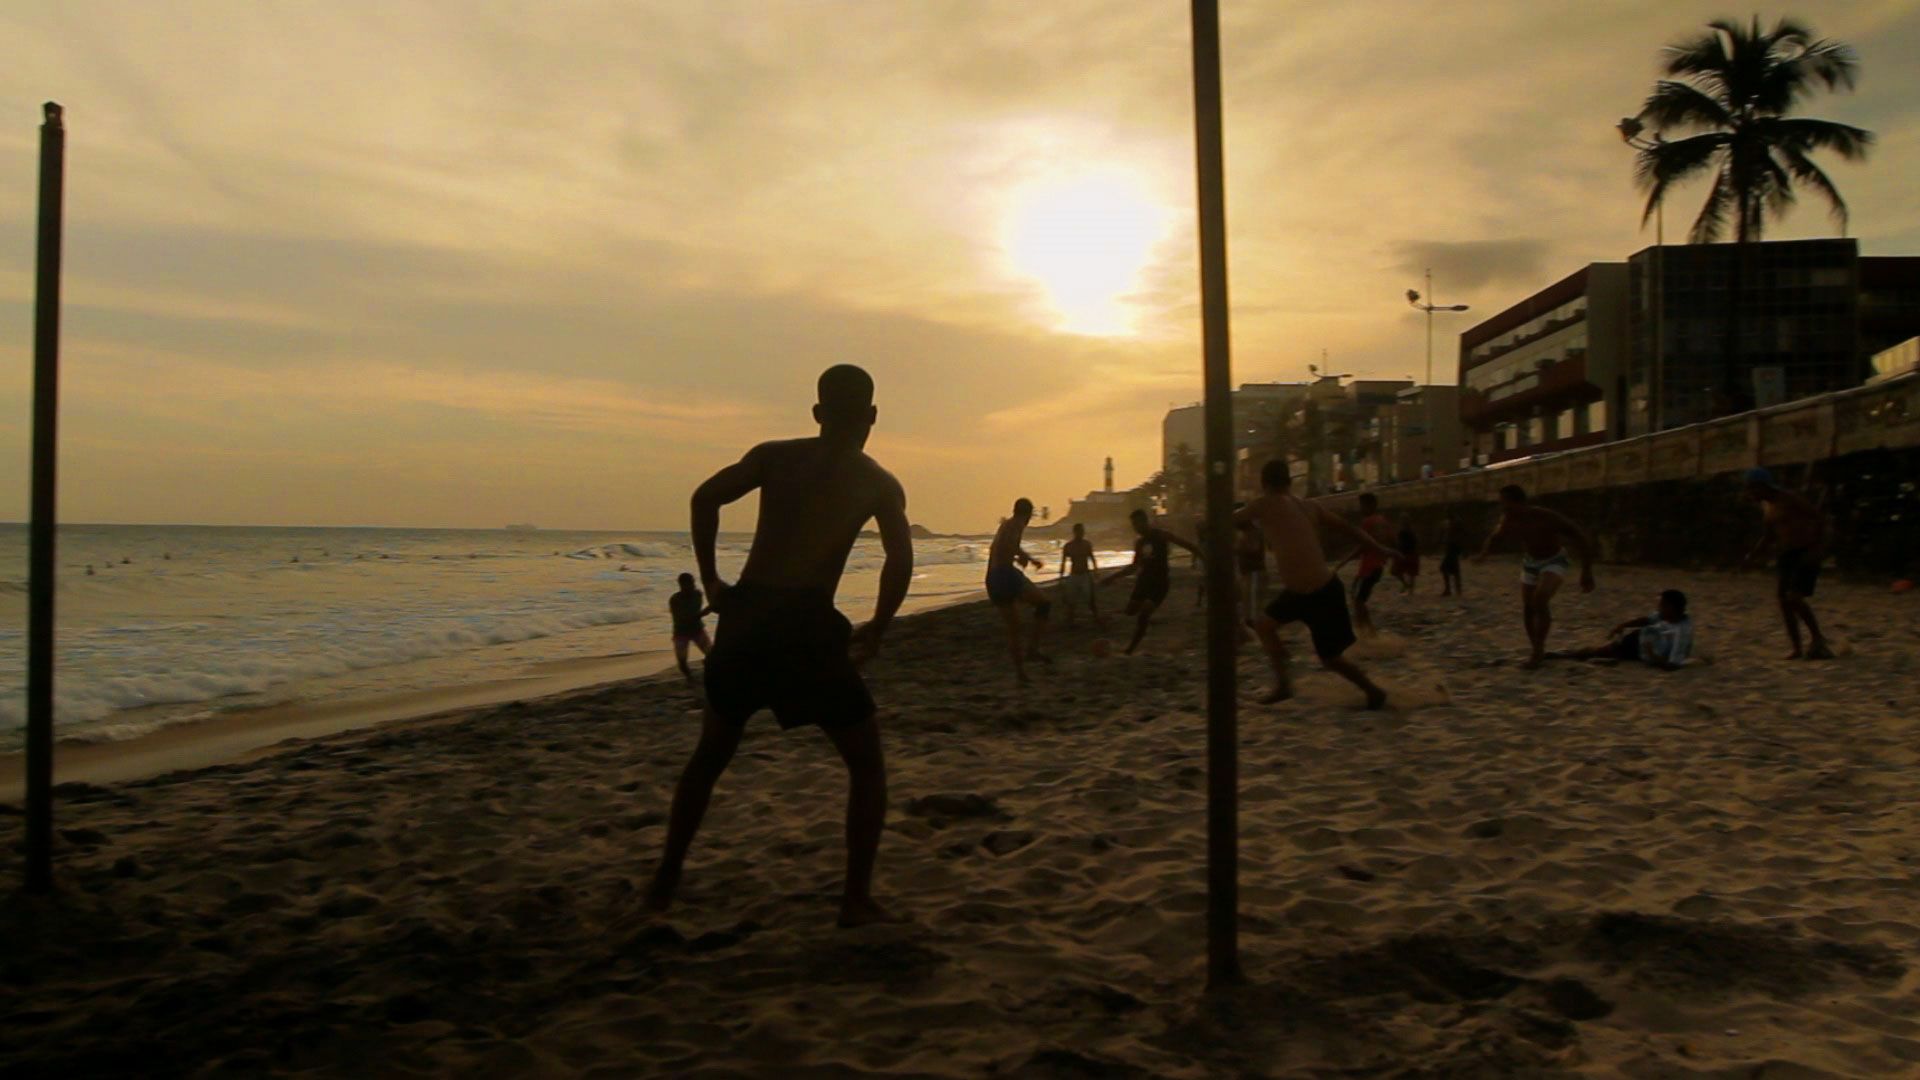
[
  {"left": 1253, "top": 493, "right": 1333, "bottom": 593},
  {"left": 1507, "top": 505, "right": 1572, "bottom": 559},
  {"left": 740, "top": 437, "right": 899, "bottom": 594},
  {"left": 1764, "top": 492, "right": 1825, "bottom": 549},
  {"left": 1064, "top": 538, "right": 1094, "bottom": 574}
]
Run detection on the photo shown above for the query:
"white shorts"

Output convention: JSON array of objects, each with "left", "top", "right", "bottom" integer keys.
[{"left": 1520, "top": 550, "right": 1571, "bottom": 587}]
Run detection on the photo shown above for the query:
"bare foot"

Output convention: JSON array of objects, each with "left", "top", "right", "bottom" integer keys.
[
  {"left": 1259, "top": 684, "right": 1292, "bottom": 705},
  {"left": 1364, "top": 688, "right": 1388, "bottom": 710},
  {"left": 837, "top": 897, "right": 903, "bottom": 928},
  {"left": 1785, "top": 648, "right": 1805, "bottom": 660},
  {"left": 1806, "top": 641, "right": 1835, "bottom": 660},
  {"left": 1522, "top": 655, "right": 1544, "bottom": 671}
]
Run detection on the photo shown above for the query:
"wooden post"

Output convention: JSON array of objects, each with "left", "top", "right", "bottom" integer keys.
[
  {"left": 26, "top": 102, "right": 66, "bottom": 894},
  {"left": 1188, "top": 0, "right": 1241, "bottom": 989}
]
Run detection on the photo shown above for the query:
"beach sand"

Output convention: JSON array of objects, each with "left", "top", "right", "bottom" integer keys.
[{"left": 3, "top": 563, "right": 1918, "bottom": 1077}]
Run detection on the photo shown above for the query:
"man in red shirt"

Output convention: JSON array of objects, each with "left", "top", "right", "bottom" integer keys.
[{"left": 1336, "top": 492, "right": 1396, "bottom": 634}]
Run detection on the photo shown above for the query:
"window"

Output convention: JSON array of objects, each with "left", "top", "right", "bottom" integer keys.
[{"left": 1588, "top": 399, "right": 1608, "bottom": 434}]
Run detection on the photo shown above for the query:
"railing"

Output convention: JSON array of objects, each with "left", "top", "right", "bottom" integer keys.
[{"left": 1321, "top": 371, "right": 1920, "bottom": 512}]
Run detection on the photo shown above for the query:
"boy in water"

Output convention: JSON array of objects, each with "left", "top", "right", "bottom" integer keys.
[
  {"left": 1547, "top": 588, "right": 1695, "bottom": 670},
  {"left": 1237, "top": 461, "right": 1398, "bottom": 708},
  {"left": 1057, "top": 523, "right": 1101, "bottom": 627},
  {"left": 668, "top": 573, "right": 713, "bottom": 681},
  {"left": 1476, "top": 484, "right": 1596, "bottom": 669},
  {"left": 986, "top": 498, "right": 1052, "bottom": 683},
  {"left": 646, "top": 365, "right": 911, "bottom": 928},
  {"left": 1741, "top": 467, "right": 1833, "bottom": 660},
  {"left": 1104, "top": 509, "right": 1202, "bottom": 655}
]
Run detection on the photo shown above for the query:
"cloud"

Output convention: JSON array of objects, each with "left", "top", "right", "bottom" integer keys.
[{"left": 1391, "top": 239, "right": 1555, "bottom": 293}]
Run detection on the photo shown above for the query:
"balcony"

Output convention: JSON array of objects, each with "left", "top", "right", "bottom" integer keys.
[{"left": 1461, "top": 354, "right": 1598, "bottom": 426}]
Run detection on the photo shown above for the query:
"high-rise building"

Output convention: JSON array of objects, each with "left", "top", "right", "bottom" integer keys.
[{"left": 1458, "top": 264, "right": 1630, "bottom": 464}]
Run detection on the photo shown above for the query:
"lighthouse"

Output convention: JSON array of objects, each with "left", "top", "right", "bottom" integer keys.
[{"left": 1104, "top": 456, "right": 1114, "bottom": 493}]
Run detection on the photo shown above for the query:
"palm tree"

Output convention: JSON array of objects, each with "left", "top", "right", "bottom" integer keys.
[
  {"left": 1627, "top": 16, "right": 1872, "bottom": 413},
  {"left": 1631, "top": 16, "right": 1872, "bottom": 245}
]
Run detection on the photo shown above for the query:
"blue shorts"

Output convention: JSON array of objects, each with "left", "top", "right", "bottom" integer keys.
[{"left": 986, "top": 565, "right": 1030, "bottom": 605}]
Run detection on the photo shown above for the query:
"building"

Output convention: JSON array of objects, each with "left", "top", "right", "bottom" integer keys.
[
  {"left": 1160, "top": 381, "right": 1312, "bottom": 470},
  {"left": 1375, "top": 385, "right": 1465, "bottom": 483},
  {"left": 1869, "top": 336, "right": 1919, "bottom": 384},
  {"left": 1622, "top": 239, "right": 1920, "bottom": 434},
  {"left": 1458, "top": 263, "right": 1629, "bottom": 465}
]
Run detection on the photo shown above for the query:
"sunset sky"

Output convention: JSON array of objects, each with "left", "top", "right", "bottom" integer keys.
[{"left": 2, "top": 1, "right": 1916, "bottom": 533}]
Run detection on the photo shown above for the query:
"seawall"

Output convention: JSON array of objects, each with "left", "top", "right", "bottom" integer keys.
[{"left": 1315, "top": 373, "right": 1920, "bottom": 575}]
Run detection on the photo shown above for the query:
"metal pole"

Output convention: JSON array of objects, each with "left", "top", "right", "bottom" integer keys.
[
  {"left": 26, "top": 102, "right": 66, "bottom": 894},
  {"left": 1424, "top": 268, "right": 1434, "bottom": 387},
  {"left": 1652, "top": 204, "right": 1664, "bottom": 432},
  {"left": 1188, "top": 0, "right": 1240, "bottom": 989}
]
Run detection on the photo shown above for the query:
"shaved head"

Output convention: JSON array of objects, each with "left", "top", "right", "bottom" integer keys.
[{"left": 818, "top": 364, "right": 874, "bottom": 412}]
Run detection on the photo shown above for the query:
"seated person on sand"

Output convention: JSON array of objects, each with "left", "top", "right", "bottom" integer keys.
[
  {"left": 669, "top": 573, "right": 714, "bottom": 682},
  {"left": 985, "top": 498, "right": 1052, "bottom": 683},
  {"left": 1057, "top": 523, "right": 1102, "bottom": 628},
  {"left": 1236, "top": 460, "right": 1398, "bottom": 709},
  {"left": 646, "top": 365, "right": 911, "bottom": 929},
  {"left": 1104, "top": 508, "right": 1201, "bottom": 656},
  {"left": 1546, "top": 589, "right": 1695, "bottom": 671}
]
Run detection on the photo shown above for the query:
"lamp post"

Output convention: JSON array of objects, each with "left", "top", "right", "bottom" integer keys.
[
  {"left": 1618, "top": 115, "right": 1665, "bottom": 434},
  {"left": 1405, "top": 269, "right": 1469, "bottom": 388}
]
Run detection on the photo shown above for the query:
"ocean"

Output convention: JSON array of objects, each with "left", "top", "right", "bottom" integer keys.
[{"left": 0, "top": 524, "right": 1012, "bottom": 750}]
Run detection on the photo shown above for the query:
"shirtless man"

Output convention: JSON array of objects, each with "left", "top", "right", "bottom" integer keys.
[
  {"left": 668, "top": 573, "right": 713, "bottom": 681},
  {"left": 1335, "top": 493, "right": 1397, "bottom": 634},
  {"left": 1742, "top": 467, "right": 1833, "bottom": 659},
  {"left": 985, "top": 498, "right": 1052, "bottom": 682},
  {"left": 1476, "top": 484, "right": 1595, "bottom": 669},
  {"left": 1057, "top": 523, "right": 1101, "bottom": 626},
  {"left": 645, "top": 365, "right": 911, "bottom": 928},
  {"left": 1104, "top": 508, "right": 1201, "bottom": 655},
  {"left": 1236, "top": 460, "right": 1398, "bottom": 708}
]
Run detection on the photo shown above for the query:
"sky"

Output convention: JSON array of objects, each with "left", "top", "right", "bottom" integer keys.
[{"left": 1, "top": 1, "right": 1916, "bottom": 533}]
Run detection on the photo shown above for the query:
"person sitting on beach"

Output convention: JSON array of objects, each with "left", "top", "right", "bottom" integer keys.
[
  {"left": 986, "top": 498, "right": 1052, "bottom": 683},
  {"left": 1334, "top": 493, "right": 1396, "bottom": 634},
  {"left": 1057, "top": 524, "right": 1101, "bottom": 628},
  {"left": 646, "top": 364, "right": 911, "bottom": 929},
  {"left": 1546, "top": 589, "right": 1695, "bottom": 670},
  {"left": 1475, "top": 484, "right": 1596, "bottom": 670},
  {"left": 1105, "top": 508, "right": 1201, "bottom": 656},
  {"left": 1741, "top": 467, "right": 1834, "bottom": 660},
  {"left": 668, "top": 573, "right": 713, "bottom": 681},
  {"left": 1439, "top": 516, "right": 1464, "bottom": 597},
  {"left": 1237, "top": 460, "right": 1398, "bottom": 708},
  {"left": 1392, "top": 524, "right": 1420, "bottom": 594}
]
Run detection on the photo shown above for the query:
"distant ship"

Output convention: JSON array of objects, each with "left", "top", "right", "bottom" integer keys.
[{"left": 503, "top": 523, "right": 540, "bottom": 533}]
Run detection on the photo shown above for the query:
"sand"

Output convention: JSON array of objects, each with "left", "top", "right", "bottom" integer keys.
[{"left": 3, "top": 562, "right": 1918, "bottom": 1077}]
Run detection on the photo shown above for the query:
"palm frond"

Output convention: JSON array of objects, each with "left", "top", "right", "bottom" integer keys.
[
  {"left": 1640, "top": 79, "right": 1732, "bottom": 133},
  {"left": 1688, "top": 165, "right": 1737, "bottom": 244},
  {"left": 1775, "top": 144, "right": 1849, "bottom": 231},
  {"left": 1759, "top": 117, "right": 1874, "bottom": 160}
]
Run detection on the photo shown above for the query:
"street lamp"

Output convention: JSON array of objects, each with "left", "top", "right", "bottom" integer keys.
[
  {"left": 1618, "top": 115, "right": 1665, "bottom": 434},
  {"left": 1406, "top": 268, "right": 1469, "bottom": 387}
]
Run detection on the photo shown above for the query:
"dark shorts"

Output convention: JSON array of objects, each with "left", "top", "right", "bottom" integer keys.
[
  {"left": 1609, "top": 634, "right": 1642, "bottom": 662},
  {"left": 1440, "top": 544, "right": 1462, "bottom": 575},
  {"left": 1129, "top": 571, "right": 1170, "bottom": 613},
  {"left": 986, "top": 565, "right": 1030, "bottom": 605},
  {"left": 1266, "top": 576, "right": 1358, "bottom": 660},
  {"left": 704, "top": 584, "right": 874, "bottom": 731},
  {"left": 1353, "top": 568, "right": 1384, "bottom": 603},
  {"left": 1777, "top": 548, "right": 1820, "bottom": 598},
  {"left": 672, "top": 626, "right": 709, "bottom": 646}
]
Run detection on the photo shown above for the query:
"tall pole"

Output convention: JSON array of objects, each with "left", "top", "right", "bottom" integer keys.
[
  {"left": 1424, "top": 268, "right": 1434, "bottom": 387},
  {"left": 1652, "top": 203, "right": 1664, "bottom": 433},
  {"left": 26, "top": 102, "right": 66, "bottom": 894},
  {"left": 1188, "top": 0, "right": 1240, "bottom": 989}
]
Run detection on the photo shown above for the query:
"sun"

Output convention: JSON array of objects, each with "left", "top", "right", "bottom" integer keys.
[{"left": 999, "top": 165, "right": 1176, "bottom": 336}]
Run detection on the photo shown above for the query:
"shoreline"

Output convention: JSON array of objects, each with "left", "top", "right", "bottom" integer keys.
[{"left": 0, "top": 585, "right": 986, "bottom": 800}]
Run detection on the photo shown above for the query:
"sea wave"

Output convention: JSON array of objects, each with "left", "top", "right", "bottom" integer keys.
[{"left": 0, "top": 600, "right": 658, "bottom": 743}]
